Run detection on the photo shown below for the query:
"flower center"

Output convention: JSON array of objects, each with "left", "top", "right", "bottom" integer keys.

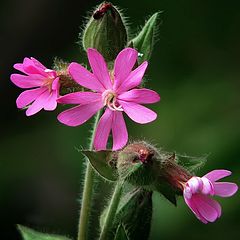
[
  {"left": 43, "top": 78, "right": 54, "bottom": 91},
  {"left": 102, "top": 90, "right": 123, "bottom": 111},
  {"left": 43, "top": 69, "right": 56, "bottom": 91}
]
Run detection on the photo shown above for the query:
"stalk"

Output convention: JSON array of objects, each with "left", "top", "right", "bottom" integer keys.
[
  {"left": 99, "top": 182, "right": 123, "bottom": 240},
  {"left": 77, "top": 110, "right": 102, "bottom": 240}
]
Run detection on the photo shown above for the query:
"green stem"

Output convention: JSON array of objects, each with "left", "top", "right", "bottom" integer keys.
[
  {"left": 99, "top": 182, "right": 123, "bottom": 240},
  {"left": 77, "top": 110, "right": 102, "bottom": 240}
]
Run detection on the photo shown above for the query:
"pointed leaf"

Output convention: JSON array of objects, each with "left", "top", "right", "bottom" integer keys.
[
  {"left": 154, "top": 181, "right": 178, "bottom": 206},
  {"left": 82, "top": 150, "right": 118, "bottom": 181},
  {"left": 176, "top": 154, "right": 207, "bottom": 173},
  {"left": 114, "top": 188, "right": 153, "bottom": 240},
  {"left": 131, "top": 12, "right": 161, "bottom": 63},
  {"left": 114, "top": 224, "right": 129, "bottom": 240},
  {"left": 17, "top": 225, "right": 72, "bottom": 240}
]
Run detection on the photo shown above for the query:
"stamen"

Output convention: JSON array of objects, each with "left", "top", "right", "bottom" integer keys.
[{"left": 102, "top": 89, "right": 123, "bottom": 111}]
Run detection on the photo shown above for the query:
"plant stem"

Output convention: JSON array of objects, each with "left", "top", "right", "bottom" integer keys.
[
  {"left": 99, "top": 182, "right": 123, "bottom": 240},
  {"left": 77, "top": 110, "right": 102, "bottom": 240}
]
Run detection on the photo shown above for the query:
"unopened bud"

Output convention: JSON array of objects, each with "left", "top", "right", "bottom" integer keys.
[
  {"left": 116, "top": 141, "right": 193, "bottom": 197},
  {"left": 82, "top": 2, "right": 128, "bottom": 62},
  {"left": 117, "top": 141, "right": 159, "bottom": 186}
]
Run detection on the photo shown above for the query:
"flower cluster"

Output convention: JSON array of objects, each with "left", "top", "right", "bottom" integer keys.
[
  {"left": 11, "top": 48, "right": 160, "bottom": 150},
  {"left": 11, "top": 49, "right": 237, "bottom": 225}
]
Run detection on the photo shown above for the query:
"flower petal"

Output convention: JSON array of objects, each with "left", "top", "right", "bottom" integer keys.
[
  {"left": 192, "top": 194, "right": 221, "bottom": 222},
  {"left": 204, "top": 170, "right": 232, "bottom": 182},
  {"left": 213, "top": 182, "right": 238, "bottom": 197},
  {"left": 118, "top": 88, "right": 160, "bottom": 104},
  {"left": 43, "top": 90, "right": 58, "bottom": 111},
  {"left": 113, "top": 48, "right": 138, "bottom": 90},
  {"left": 87, "top": 48, "right": 112, "bottom": 90},
  {"left": 22, "top": 57, "right": 48, "bottom": 76},
  {"left": 68, "top": 62, "right": 105, "bottom": 92},
  {"left": 14, "top": 63, "right": 27, "bottom": 74},
  {"left": 119, "top": 100, "right": 157, "bottom": 124},
  {"left": 186, "top": 177, "right": 203, "bottom": 195},
  {"left": 94, "top": 109, "right": 113, "bottom": 150},
  {"left": 57, "top": 101, "right": 103, "bottom": 127},
  {"left": 58, "top": 92, "right": 102, "bottom": 105},
  {"left": 30, "top": 57, "right": 47, "bottom": 70},
  {"left": 201, "top": 177, "right": 214, "bottom": 195},
  {"left": 51, "top": 77, "right": 59, "bottom": 91},
  {"left": 16, "top": 87, "right": 47, "bottom": 109},
  {"left": 117, "top": 61, "right": 148, "bottom": 93},
  {"left": 14, "top": 57, "right": 47, "bottom": 75},
  {"left": 26, "top": 89, "right": 50, "bottom": 116},
  {"left": 11, "top": 74, "right": 44, "bottom": 88},
  {"left": 184, "top": 195, "right": 208, "bottom": 224},
  {"left": 112, "top": 111, "right": 128, "bottom": 150}
]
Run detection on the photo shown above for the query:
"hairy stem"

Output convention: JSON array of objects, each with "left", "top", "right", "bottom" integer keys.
[
  {"left": 99, "top": 182, "right": 123, "bottom": 240},
  {"left": 77, "top": 110, "right": 102, "bottom": 240}
]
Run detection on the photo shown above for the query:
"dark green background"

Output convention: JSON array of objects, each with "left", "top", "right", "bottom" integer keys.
[{"left": 0, "top": 0, "right": 239, "bottom": 239}]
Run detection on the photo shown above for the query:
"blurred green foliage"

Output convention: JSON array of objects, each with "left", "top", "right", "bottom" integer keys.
[{"left": 0, "top": 0, "right": 239, "bottom": 239}]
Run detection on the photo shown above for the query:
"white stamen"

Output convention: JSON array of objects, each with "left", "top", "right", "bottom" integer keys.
[{"left": 102, "top": 90, "right": 123, "bottom": 112}]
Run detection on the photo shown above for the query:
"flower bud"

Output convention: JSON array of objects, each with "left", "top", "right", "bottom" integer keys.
[
  {"left": 82, "top": 2, "right": 128, "bottom": 62},
  {"left": 116, "top": 141, "right": 159, "bottom": 186},
  {"left": 116, "top": 141, "right": 194, "bottom": 205}
]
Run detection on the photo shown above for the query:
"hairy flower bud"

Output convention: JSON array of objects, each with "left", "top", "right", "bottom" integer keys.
[
  {"left": 116, "top": 141, "right": 196, "bottom": 205},
  {"left": 82, "top": 2, "right": 128, "bottom": 62},
  {"left": 116, "top": 141, "right": 159, "bottom": 186}
]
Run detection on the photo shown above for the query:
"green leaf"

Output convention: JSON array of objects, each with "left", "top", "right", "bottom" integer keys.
[
  {"left": 114, "top": 188, "right": 153, "bottom": 240},
  {"left": 176, "top": 154, "right": 207, "bottom": 173},
  {"left": 114, "top": 224, "right": 129, "bottom": 240},
  {"left": 82, "top": 150, "right": 118, "bottom": 181},
  {"left": 17, "top": 225, "right": 72, "bottom": 240},
  {"left": 154, "top": 181, "right": 178, "bottom": 206},
  {"left": 131, "top": 12, "right": 161, "bottom": 63}
]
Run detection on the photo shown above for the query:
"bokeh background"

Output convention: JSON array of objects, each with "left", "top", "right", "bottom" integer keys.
[{"left": 0, "top": 0, "right": 239, "bottom": 239}]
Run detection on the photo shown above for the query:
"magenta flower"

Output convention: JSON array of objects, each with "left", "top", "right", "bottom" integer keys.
[
  {"left": 10, "top": 57, "right": 60, "bottom": 116},
  {"left": 57, "top": 48, "right": 160, "bottom": 150},
  {"left": 183, "top": 169, "right": 238, "bottom": 223}
]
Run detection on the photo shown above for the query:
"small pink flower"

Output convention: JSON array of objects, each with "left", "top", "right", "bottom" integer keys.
[
  {"left": 10, "top": 57, "right": 60, "bottom": 116},
  {"left": 183, "top": 169, "right": 238, "bottom": 223},
  {"left": 57, "top": 48, "right": 160, "bottom": 150}
]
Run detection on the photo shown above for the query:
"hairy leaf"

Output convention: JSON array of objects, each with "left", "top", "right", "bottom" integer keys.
[
  {"left": 132, "top": 12, "right": 161, "bottom": 63},
  {"left": 17, "top": 225, "right": 72, "bottom": 240},
  {"left": 82, "top": 150, "right": 118, "bottom": 181}
]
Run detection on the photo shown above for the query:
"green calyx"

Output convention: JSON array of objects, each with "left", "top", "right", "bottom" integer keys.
[{"left": 82, "top": 2, "right": 127, "bottom": 62}]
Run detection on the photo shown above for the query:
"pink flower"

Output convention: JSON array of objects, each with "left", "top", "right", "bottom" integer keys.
[
  {"left": 57, "top": 48, "right": 160, "bottom": 150},
  {"left": 183, "top": 169, "right": 238, "bottom": 223},
  {"left": 10, "top": 57, "right": 60, "bottom": 116}
]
